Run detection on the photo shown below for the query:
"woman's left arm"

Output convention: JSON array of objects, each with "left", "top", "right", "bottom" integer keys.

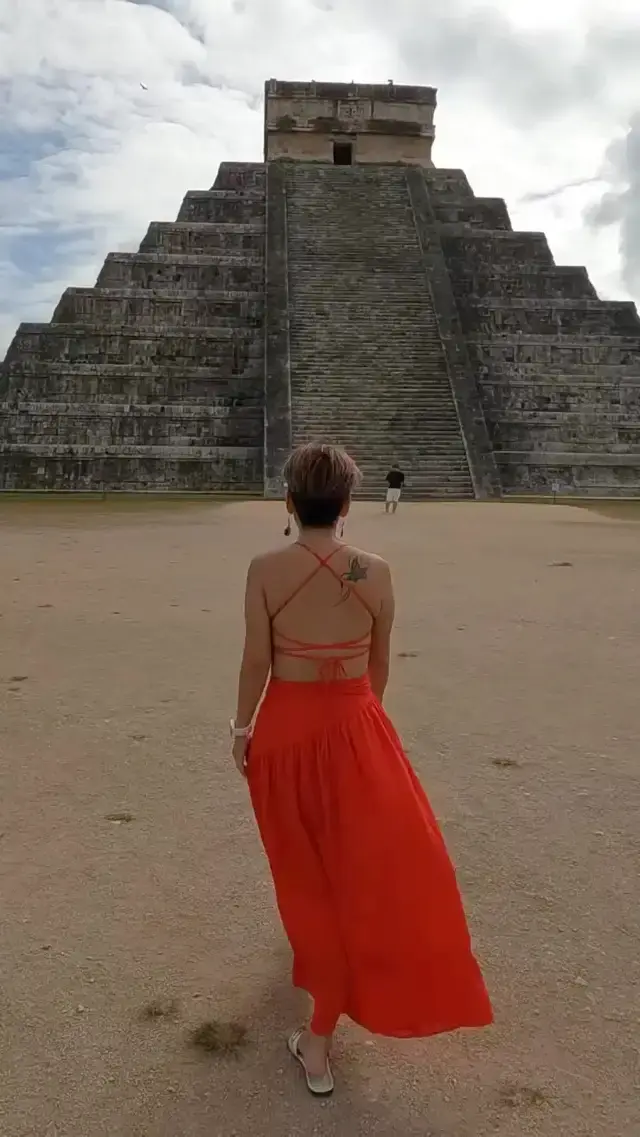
[{"left": 232, "top": 557, "right": 272, "bottom": 773}]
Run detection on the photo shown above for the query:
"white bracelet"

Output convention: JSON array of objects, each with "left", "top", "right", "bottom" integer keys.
[{"left": 229, "top": 718, "right": 251, "bottom": 739}]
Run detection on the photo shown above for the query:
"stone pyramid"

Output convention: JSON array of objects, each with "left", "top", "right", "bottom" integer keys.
[{"left": 1, "top": 80, "right": 639, "bottom": 498}]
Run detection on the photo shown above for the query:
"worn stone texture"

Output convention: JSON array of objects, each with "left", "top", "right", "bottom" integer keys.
[
  {"left": 439, "top": 186, "right": 640, "bottom": 495},
  {"left": 0, "top": 163, "right": 267, "bottom": 492},
  {"left": 265, "top": 79, "right": 436, "bottom": 167}
]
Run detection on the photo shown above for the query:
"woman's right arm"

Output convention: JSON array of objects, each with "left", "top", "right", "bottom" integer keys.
[{"left": 368, "top": 561, "right": 395, "bottom": 703}]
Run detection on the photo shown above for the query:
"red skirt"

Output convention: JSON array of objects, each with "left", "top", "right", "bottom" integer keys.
[{"left": 247, "top": 676, "right": 493, "bottom": 1037}]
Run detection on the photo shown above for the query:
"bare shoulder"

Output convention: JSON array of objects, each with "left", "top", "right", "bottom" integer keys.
[
  {"left": 341, "top": 545, "right": 391, "bottom": 579},
  {"left": 246, "top": 545, "right": 290, "bottom": 579}
]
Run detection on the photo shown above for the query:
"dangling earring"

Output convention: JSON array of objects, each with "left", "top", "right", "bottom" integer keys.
[{"left": 283, "top": 481, "right": 291, "bottom": 535}]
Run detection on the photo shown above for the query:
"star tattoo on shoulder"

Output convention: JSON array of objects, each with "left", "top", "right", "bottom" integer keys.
[{"left": 342, "top": 555, "right": 368, "bottom": 584}]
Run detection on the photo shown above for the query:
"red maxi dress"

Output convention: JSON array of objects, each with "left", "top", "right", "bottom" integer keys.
[{"left": 247, "top": 546, "right": 492, "bottom": 1038}]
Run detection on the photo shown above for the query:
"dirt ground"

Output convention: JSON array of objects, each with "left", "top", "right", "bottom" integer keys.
[{"left": 0, "top": 498, "right": 638, "bottom": 1137}]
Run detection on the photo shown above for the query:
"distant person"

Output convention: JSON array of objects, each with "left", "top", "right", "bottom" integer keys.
[
  {"left": 385, "top": 464, "right": 405, "bottom": 514},
  {"left": 231, "top": 443, "right": 492, "bottom": 1096}
]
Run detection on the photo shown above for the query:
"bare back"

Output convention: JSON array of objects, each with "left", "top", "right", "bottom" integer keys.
[{"left": 257, "top": 541, "right": 392, "bottom": 683}]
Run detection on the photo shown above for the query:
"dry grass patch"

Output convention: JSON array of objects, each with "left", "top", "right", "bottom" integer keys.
[
  {"left": 189, "top": 1019, "right": 249, "bottom": 1056},
  {"left": 141, "top": 997, "right": 179, "bottom": 1021}
]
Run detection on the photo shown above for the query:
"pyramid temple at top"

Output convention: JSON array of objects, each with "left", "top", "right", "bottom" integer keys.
[{"left": 1, "top": 79, "right": 639, "bottom": 499}]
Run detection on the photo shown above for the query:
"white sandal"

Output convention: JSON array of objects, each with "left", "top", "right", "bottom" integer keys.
[{"left": 287, "top": 1027, "right": 334, "bottom": 1097}]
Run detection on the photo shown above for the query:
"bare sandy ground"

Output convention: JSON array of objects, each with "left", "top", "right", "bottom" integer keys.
[{"left": 0, "top": 498, "right": 638, "bottom": 1137}]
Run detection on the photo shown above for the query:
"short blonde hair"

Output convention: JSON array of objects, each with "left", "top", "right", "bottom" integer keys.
[{"left": 283, "top": 443, "right": 361, "bottom": 526}]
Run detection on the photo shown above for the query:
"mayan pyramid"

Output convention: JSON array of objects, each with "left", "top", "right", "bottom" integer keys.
[{"left": 1, "top": 79, "right": 639, "bottom": 499}]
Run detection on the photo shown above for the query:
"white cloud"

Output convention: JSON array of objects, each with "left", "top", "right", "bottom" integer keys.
[{"left": 1, "top": 0, "right": 639, "bottom": 356}]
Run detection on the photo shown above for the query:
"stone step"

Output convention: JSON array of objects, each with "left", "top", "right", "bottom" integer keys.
[
  {"left": 290, "top": 276, "right": 429, "bottom": 290},
  {"left": 52, "top": 288, "right": 263, "bottom": 328},
  {"left": 293, "top": 430, "right": 461, "bottom": 446},
  {"left": 292, "top": 397, "right": 460, "bottom": 410},
  {"left": 97, "top": 252, "right": 264, "bottom": 292},
  {"left": 140, "top": 221, "right": 264, "bottom": 255},
  {"left": 293, "top": 431, "right": 465, "bottom": 447}
]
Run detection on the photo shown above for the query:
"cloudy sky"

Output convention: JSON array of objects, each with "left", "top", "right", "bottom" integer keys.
[{"left": 1, "top": 0, "right": 639, "bottom": 356}]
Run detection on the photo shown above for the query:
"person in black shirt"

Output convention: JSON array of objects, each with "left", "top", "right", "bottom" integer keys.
[{"left": 385, "top": 465, "right": 405, "bottom": 514}]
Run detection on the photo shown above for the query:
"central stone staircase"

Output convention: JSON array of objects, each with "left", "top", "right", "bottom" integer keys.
[{"left": 283, "top": 164, "right": 473, "bottom": 499}]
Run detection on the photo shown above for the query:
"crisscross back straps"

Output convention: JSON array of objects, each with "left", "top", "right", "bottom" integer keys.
[{"left": 270, "top": 543, "right": 375, "bottom": 622}]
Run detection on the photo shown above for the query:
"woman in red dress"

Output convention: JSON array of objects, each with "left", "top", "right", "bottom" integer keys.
[{"left": 230, "top": 443, "right": 492, "bottom": 1096}]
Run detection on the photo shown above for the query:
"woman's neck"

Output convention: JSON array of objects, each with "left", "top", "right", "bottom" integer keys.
[{"left": 296, "top": 526, "right": 341, "bottom": 550}]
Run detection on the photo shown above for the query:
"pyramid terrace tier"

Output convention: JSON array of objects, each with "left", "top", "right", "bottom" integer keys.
[
  {"left": 210, "top": 162, "right": 266, "bottom": 192},
  {"left": 441, "top": 231, "right": 556, "bottom": 267},
  {"left": 0, "top": 363, "right": 263, "bottom": 403},
  {"left": 484, "top": 375, "right": 640, "bottom": 416},
  {"left": 422, "top": 169, "right": 475, "bottom": 200},
  {"left": 175, "top": 191, "right": 265, "bottom": 225},
  {"left": 459, "top": 297, "right": 640, "bottom": 338},
  {"left": 139, "top": 222, "right": 264, "bottom": 256},
  {"left": 1, "top": 403, "right": 263, "bottom": 449},
  {"left": 51, "top": 289, "right": 264, "bottom": 328},
  {"left": 468, "top": 336, "right": 640, "bottom": 369},
  {"left": 4, "top": 325, "right": 262, "bottom": 369},
  {"left": 451, "top": 266, "right": 598, "bottom": 301},
  {"left": 97, "top": 253, "right": 264, "bottom": 292},
  {"left": 432, "top": 198, "right": 512, "bottom": 229},
  {"left": 490, "top": 416, "right": 640, "bottom": 452},
  {"left": 496, "top": 452, "right": 640, "bottom": 496},
  {"left": 0, "top": 447, "right": 263, "bottom": 493}
]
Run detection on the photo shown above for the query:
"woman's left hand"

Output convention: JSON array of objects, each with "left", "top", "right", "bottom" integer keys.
[{"left": 232, "top": 735, "right": 250, "bottom": 778}]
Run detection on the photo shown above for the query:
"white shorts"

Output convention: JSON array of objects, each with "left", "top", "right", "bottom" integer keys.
[{"left": 386, "top": 488, "right": 401, "bottom": 503}]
